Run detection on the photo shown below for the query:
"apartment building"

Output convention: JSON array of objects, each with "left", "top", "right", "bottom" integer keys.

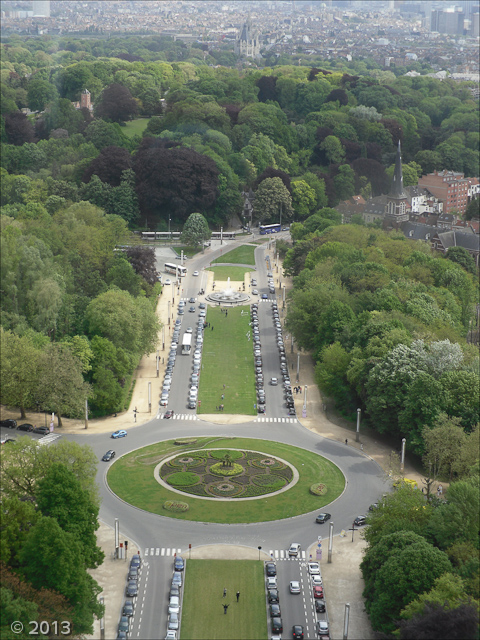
[{"left": 417, "top": 170, "right": 471, "bottom": 215}]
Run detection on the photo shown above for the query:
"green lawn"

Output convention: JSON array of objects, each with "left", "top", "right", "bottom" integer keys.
[
  {"left": 212, "top": 245, "right": 256, "bottom": 265},
  {"left": 107, "top": 436, "right": 346, "bottom": 523},
  {"left": 198, "top": 306, "right": 256, "bottom": 414},
  {"left": 122, "top": 117, "right": 150, "bottom": 137},
  {"left": 206, "top": 266, "right": 254, "bottom": 281},
  {"left": 181, "top": 560, "right": 267, "bottom": 640}
]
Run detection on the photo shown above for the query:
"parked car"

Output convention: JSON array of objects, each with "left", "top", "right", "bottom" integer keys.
[
  {"left": 33, "top": 426, "right": 50, "bottom": 435},
  {"left": 168, "top": 596, "right": 180, "bottom": 614},
  {"left": 130, "top": 554, "right": 141, "bottom": 568},
  {"left": 165, "top": 630, "right": 177, "bottom": 640},
  {"left": 172, "top": 571, "right": 182, "bottom": 587},
  {"left": 308, "top": 562, "right": 320, "bottom": 575},
  {"left": 111, "top": 430, "right": 127, "bottom": 439},
  {"left": 289, "top": 581, "right": 301, "bottom": 594},
  {"left": 316, "top": 621, "right": 329, "bottom": 636},
  {"left": 272, "top": 617, "right": 283, "bottom": 633},
  {"left": 126, "top": 581, "right": 138, "bottom": 597},
  {"left": 313, "top": 585, "right": 324, "bottom": 599},
  {"left": 354, "top": 515, "right": 367, "bottom": 526},
  {"left": 174, "top": 556, "right": 184, "bottom": 572},
  {"left": 266, "top": 562, "right": 277, "bottom": 576},
  {"left": 170, "top": 584, "right": 180, "bottom": 598},
  {"left": 268, "top": 589, "right": 279, "bottom": 604},
  {"left": 312, "top": 575, "right": 323, "bottom": 586},
  {"left": 270, "top": 604, "right": 281, "bottom": 617},
  {"left": 118, "top": 616, "right": 129, "bottom": 633},
  {"left": 123, "top": 600, "right": 134, "bottom": 617},
  {"left": 102, "top": 450, "right": 116, "bottom": 461},
  {"left": 17, "top": 423, "right": 33, "bottom": 432},
  {"left": 168, "top": 612, "right": 179, "bottom": 630},
  {"left": 316, "top": 513, "right": 331, "bottom": 524},
  {"left": 128, "top": 566, "right": 139, "bottom": 581},
  {"left": 266, "top": 576, "right": 277, "bottom": 589},
  {"left": 0, "top": 419, "right": 17, "bottom": 429},
  {"left": 315, "top": 599, "right": 326, "bottom": 613}
]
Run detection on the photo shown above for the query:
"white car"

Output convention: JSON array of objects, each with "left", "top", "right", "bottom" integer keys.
[
  {"left": 266, "top": 576, "right": 277, "bottom": 589},
  {"left": 288, "top": 543, "right": 301, "bottom": 557},
  {"left": 312, "top": 575, "right": 323, "bottom": 586},
  {"left": 186, "top": 327, "right": 193, "bottom": 334},
  {"left": 308, "top": 562, "right": 320, "bottom": 575},
  {"left": 168, "top": 596, "right": 180, "bottom": 614},
  {"left": 160, "top": 395, "right": 169, "bottom": 407},
  {"left": 289, "top": 580, "right": 301, "bottom": 594},
  {"left": 199, "top": 310, "right": 206, "bottom": 317},
  {"left": 165, "top": 631, "right": 177, "bottom": 640},
  {"left": 193, "top": 270, "right": 199, "bottom": 276},
  {"left": 252, "top": 289, "right": 259, "bottom": 295},
  {"left": 164, "top": 278, "right": 172, "bottom": 285}
]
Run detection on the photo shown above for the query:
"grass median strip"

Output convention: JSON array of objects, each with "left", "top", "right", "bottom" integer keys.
[
  {"left": 211, "top": 245, "right": 256, "bottom": 265},
  {"left": 180, "top": 559, "right": 267, "bottom": 640},
  {"left": 198, "top": 305, "right": 256, "bottom": 415}
]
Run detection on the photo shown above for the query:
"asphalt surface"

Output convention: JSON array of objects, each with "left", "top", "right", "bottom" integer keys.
[{"left": 2, "top": 235, "right": 414, "bottom": 640}]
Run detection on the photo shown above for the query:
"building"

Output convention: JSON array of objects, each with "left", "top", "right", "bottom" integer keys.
[
  {"left": 80, "top": 89, "right": 92, "bottom": 110},
  {"left": 384, "top": 141, "right": 409, "bottom": 228},
  {"left": 417, "top": 170, "right": 471, "bottom": 215},
  {"left": 32, "top": 0, "right": 50, "bottom": 18},
  {"left": 234, "top": 17, "right": 261, "bottom": 57},
  {"left": 431, "top": 229, "right": 480, "bottom": 267}
]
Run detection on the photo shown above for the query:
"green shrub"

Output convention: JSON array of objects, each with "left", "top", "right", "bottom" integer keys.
[
  {"left": 166, "top": 472, "right": 199, "bottom": 487},
  {"left": 310, "top": 482, "right": 327, "bottom": 496},
  {"left": 173, "top": 438, "right": 197, "bottom": 445},
  {"left": 210, "top": 462, "right": 243, "bottom": 477},
  {"left": 163, "top": 500, "right": 189, "bottom": 512}
]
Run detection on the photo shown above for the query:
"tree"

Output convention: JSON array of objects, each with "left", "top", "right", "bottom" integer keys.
[
  {"left": 362, "top": 531, "right": 452, "bottom": 633},
  {"left": 315, "top": 342, "right": 353, "bottom": 409},
  {"left": 105, "top": 169, "right": 139, "bottom": 224},
  {"left": 446, "top": 246, "right": 476, "bottom": 276},
  {"left": 84, "top": 120, "right": 130, "bottom": 153},
  {"left": 464, "top": 198, "right": 479, "bottom": 221},
  {"left": 333, "top": 164, "right": 355, "bottom": 201},
  {"left": 133, "top": 137, "right": 219, "bottom": 225},
  {"left": 85, "top": 288, "right": 160, "bottom": 356},
  {"left": 254, "top": 167, "right": 292, "bottom": 194},
  {"left": 398, "top": 602, "right": 478, "bottom": 640},
  {"left": 125, "top": 245, "right": 158, "bottom": 286},
  {"left": 320, "top": 135, "right": 345, "bottom": 164},
  {"left": 256, "top": 75, "right": 278, "bottom": 102},
  {"left": 302, "top": 172, "right": 328, "bottom": 209},
  {"left": 36, "top": 343, "right": 91, "bottom": 427},
  {"left": 105, "top": 256, "right": 141, "bottom": 297},
  {"left": 181, "top": 213, "right": 211, "bottom": 248},
  {"left": 0, "top": 329, "right": 42, "bottom": 419},
  {"left": 4, "top": 111, "right": 35, "bottom": 145},
  {"left": 253, "top": 177, "right": 293, "bottom": 224},
  {"left": 401, "top": 573, "right": 472, "bottom": 620},
  {"left": 26, "top": 77, "right": 58, "bottom": 112},
  {"left": 440, "top": 370, "right": 480, "bottom": 430},
  {"left": 423, "top": 415, "right": 469, "bottom": 481},
  {"left": 18, "top": 517, "right": 103, "bottom": 635},
  {"left": 428, "top": 478, "right": 480, "bottom": 549},
  {"left": 325, "top": 88, "right": 348, "bottom": 105},
  {"left": 291, "top": 180, "right": 316, "bottom": 220},
  {"left": 95, "top": 83, "right": 138, "bottom": 123},
  {"left": 83, "top": 145, "right": 132, "bottom": 187},
  {"left": 36, "top": 463, "right": 104, "bottom": 569}
]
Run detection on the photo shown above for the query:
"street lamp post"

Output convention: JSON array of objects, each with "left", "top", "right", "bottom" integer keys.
[
  {"left": 258, "top": 546, "right": 262, "bottom": 561},
  {"left": 400, "top": 437, "right": 406, "bottom": 474},
  {"left": 296, "top": 353, "right": 300, "bottom": 382},
  {"left": 356, "top": 408, "right": 361, "bottom": 442},
  {"left": 343, "top": 602, "right": 350, "bottom": 640},
  {"left": 168, "top": 216, "right": 171, "bottom": 242},
  {"left": 328, "top": 520, "right": 334, "bottom": 563}
]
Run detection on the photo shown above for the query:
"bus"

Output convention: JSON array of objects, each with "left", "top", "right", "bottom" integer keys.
[
  {"left": 182, "top": 333, "right": 192, "bottom": 355},
  {"left": 259, "top": 223, "right": 281, "bottom": 235},
  {"left": 211, "top": 231, "right": 237, "bottom": 240},
  {"left": 165, "top": 262, "right": 187, "bottom": 278}
]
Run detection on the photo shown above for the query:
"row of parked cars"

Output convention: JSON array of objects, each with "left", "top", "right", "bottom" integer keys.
[
  {"left": 166, "top": 556, "right": 185, "bottom": 639},
  {"left": 270, "top": 302, "right": 296, "bottom": 417},
  {"left": 117, "top": 554, "right": 142, "bottom": 639},
  {"left": 0, "top": 419, "right": 50, "bottom": 435}
]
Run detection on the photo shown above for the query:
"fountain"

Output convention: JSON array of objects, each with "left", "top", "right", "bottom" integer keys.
[{"left": 206, "top": 277, "right": 250, "bottom": 305}]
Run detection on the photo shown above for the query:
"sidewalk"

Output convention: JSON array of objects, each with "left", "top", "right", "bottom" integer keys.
[{"left": 1, "top": 243, "right": 427, "bottom": 640}]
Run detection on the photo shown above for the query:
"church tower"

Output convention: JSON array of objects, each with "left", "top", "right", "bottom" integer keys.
[{"left": 385, "top": 140, "right": 409, "bottom": 226}]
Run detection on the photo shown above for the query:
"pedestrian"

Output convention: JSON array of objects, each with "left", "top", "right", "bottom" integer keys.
[
  {"left": 360, "top": 444, "right": 363, "bottom": 452},
  {"left": 211, "top": 326, "right": 214, "bottom": 331},
  {"left": 223, "top": 383, "right": 226, "bottom": 389},
  {"left": 236, "top": 591, "right": 240, "bottom": 602},
  {"left": 221, "top": 394, "right": 224, "bottom": 400},
  {"left": 438, "top": 484, "right": 443, "bottom": 495},
  {"left": 226, "top": 311, "right": 228, "bottom": 317},
  {"left": 437, "top": 487, "right": 441, "bottom": 497},
  {"left": 223, "top": 604, "right": 229, "bottom": 614},
  {"left": 345, "top": 438, "right": 348, "bottom": 445},
  {"left": 223, "top": 588, "right": 227, "bottom": 598}
]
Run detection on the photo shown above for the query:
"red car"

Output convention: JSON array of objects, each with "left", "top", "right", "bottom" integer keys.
[
  {"left": 163, "top": 410, "right": 174, "bottom": 419},
  {"left": 313, "top": 585, "right": 324, "bottom": 599}
]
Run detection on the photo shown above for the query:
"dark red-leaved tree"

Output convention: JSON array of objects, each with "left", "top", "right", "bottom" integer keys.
[
  {"left": 254, "top": 167, "right": 292, "bottom": 194},
  {"left": 398, "top": 602, "right": 478, "bottom": 640},
  {"left": 353, "top": 158, "right": 390, "bottom": 196},
  {"left": 315, "top": 126, "right": 334, "bottom": 143},
  {"left": 95, "top": 83, "right": 138, "bottom": 123},
  {"left": 381, "top": 118, "right": 403, "bottom": 146},
  {"left": 256, "top": 76, "right": 278, "bottom": 103},
  {"left": 341, "top": 139, "right": 362, "bottom": 163},
  {"left": 5, "top": 111, "right": 35, "bottom": 145},
  {"left": 82, "top": 146, "right": 133, "bottom": 186},
  {"left": 133, "top": 137, "right": 219, "bottom": 226},
  {"left": 125, "top": 246, "right": 158, "bottom": 286},
  {"left": 325, "top": 88, "right": 349, "bottom": 106},
  {"left": 223, "top": 104, "right": 242, "bottom": 125}
]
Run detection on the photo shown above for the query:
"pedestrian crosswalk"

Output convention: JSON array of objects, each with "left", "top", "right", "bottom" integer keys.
[
  {"left": 37, "top": 434, "right": 61, "bottom": 445},
  {"left": 157, "top": 412, "right": 199, "bottom": 420},
  {"left": 144, "top": 547, "right": 182, "bottom": 557},
  {"left": 253, "top": 417, "right": 297, "bottom": 423},
  {"left": 143, "top": 547, "right": 307, "bottom": 560}
]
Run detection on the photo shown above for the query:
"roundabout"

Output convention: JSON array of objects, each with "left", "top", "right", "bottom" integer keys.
[{"left": 106, "top": 436, "right": 346, "bottom": 523}]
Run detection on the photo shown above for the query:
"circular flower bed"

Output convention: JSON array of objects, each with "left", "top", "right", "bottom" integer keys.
[
  {"left": 210, "top": 462, "right": 244, "bottom": 477},
  {"left": 166, "top": 472, "right": 199, "bottom": 487},
  {"left": 310, "top": 482, "right": 327, "bottom": 496},
  {"left": 158, "top": 448, "right": 295, "bottom": 499}
]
